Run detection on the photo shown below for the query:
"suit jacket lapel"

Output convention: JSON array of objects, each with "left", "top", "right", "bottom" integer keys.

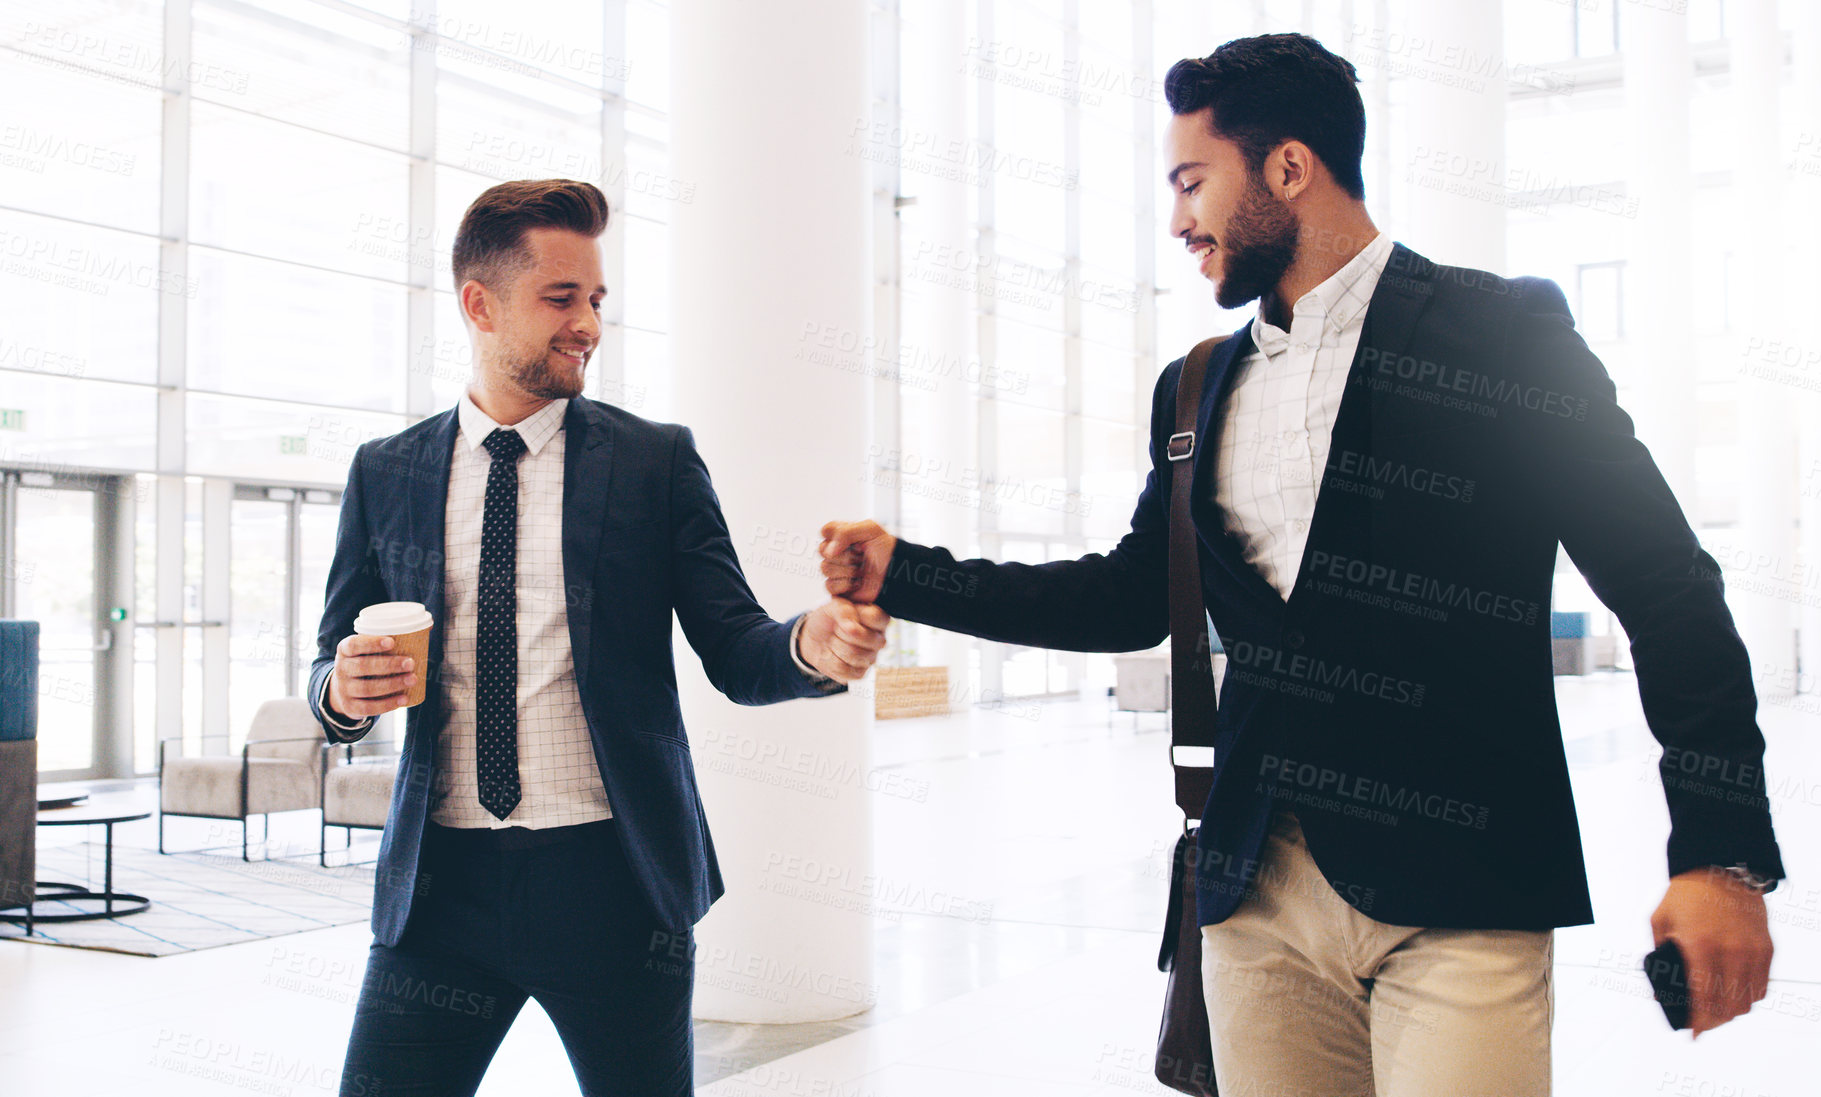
[
  {"left": 406, "top": 409, "right": 458, "bottom": 728},
  {"left": 1283, "top": 241, "right": 1437, "bottom": 605},
  {"left": 1188, "top": 324, "right": 1287, "bottom": 612},
  {"left": 561, "top": 399, "right": 616, "bottom": 685}
]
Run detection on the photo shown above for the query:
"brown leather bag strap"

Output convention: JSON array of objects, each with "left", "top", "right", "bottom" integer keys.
[{"left": 1167, "top": 337, "right": 1227, "bottom": 820}]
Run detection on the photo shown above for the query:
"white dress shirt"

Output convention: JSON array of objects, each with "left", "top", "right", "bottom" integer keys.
[
  {"left": 1213, "top": 231, "right": 1394, "bottom": 599},
  {"left": 432, "top": 394, "right": 609, "bottom": 829}
]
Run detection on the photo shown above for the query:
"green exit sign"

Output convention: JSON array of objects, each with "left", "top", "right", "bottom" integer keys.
[
  {"left": 0, "top": 408, "right": 23, "bottom": 431},
  {"left": 279, "top": 435, "right": 308, "bottom": 455}
]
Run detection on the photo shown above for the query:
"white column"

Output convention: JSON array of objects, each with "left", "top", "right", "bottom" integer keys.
[
  {"left": 155, "top": 0, "right": 192, "bottom": 761},
  {"left": 669, "top": 0, "right": 873, "bottom": 1023},
  {"left": 903, "top": 0, "right": 975, "bottom": 707},
  {"left": 1731, "top": 0, "right": 1797, "bottom": 697},
  {"left": 1401, "top": 0, "right": 1506, "bottom": 273},
  {"left": 1620, "top": 2, "right": 1698, "bottom": 509},
  {"left": 1795, "top": 0, "right": 1821, "bottom": 698}
]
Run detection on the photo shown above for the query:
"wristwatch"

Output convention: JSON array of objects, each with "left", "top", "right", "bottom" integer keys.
[{"left": 1718, "top": 863, "right": 1778, "bottom": 895}]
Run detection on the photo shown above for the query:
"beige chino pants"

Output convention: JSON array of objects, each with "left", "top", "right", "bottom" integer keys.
[{"left": 1200, "top": 810, "right": 1555, "bottom": 1097}]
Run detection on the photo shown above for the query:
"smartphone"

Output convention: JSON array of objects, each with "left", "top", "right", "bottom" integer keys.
[{"left": 1642, "top": 939, "right": 1691, "bottom": 1030}]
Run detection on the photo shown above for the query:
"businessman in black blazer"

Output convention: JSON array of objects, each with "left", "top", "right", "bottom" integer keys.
[
  {"left": 310, "top": 178, "right": 888, "bottom": 1096},
  {"left": 821, "top": 34, "right": 1782, "bottom": 1096}
]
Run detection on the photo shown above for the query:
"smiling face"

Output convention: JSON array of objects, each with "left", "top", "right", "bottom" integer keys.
[
  {"left": 1165, "top": 108, "right": 1301, "bottom": 312},
  {"left": 460, "top": 225, "right": 604, "bottom": 404}
]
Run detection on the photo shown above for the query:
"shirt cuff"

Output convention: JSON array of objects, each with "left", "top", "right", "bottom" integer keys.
[
  {"left": 789, "top": 614, "right": 836, "bottom": 685},
  {"left": 317, "top": 674, "right": 374, "bottom": 735}
]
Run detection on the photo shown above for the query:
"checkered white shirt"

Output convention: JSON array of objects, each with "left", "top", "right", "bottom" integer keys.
[
  {"left": 429, "top": 394, "right": 611, "bottom": 829},
  {"left": 1213, "top": 231, "right": 1393, "bottom": 599}
]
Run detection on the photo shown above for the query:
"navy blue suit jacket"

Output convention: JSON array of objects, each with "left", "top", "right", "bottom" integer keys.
[
  {"left": 878, "top": 243, "right": 1785, "bottom": 931},
  {"left": 308, "top": 396, "right": 839, "bottom": 943}
]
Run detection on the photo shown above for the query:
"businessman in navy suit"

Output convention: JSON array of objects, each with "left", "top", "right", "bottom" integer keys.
[
  {"left": 309, "top": 178, "right": 887, "bottom": 1096},
  {"left": 821, "top": 34, "right": 1783, "bottom": 1096}
]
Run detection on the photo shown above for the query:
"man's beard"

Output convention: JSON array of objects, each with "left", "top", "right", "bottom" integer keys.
[
  {"left": 1213, "top": 173, "right": 1300, "bottom": 312},
  {"left": 507, "top": 346, "right": 585, "bottom": 400}
]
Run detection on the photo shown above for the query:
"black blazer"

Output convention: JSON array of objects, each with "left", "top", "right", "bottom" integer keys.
[
  {"left": 308, "top": 397, "right": 839, "bottom": 943},
  {"left": 877, "top": 243, "right": 1784, "bottom": 930}
]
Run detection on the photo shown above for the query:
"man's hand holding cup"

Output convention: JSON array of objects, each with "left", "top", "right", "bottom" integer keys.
[{"left": 329, "top": 601, "right": 435, "bottom": 721}]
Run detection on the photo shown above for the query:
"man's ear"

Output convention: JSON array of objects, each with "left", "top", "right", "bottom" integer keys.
[
  {"left": 460, "top": 279, "right": 496, "bottom": 334},
  {"left": 1274, "top": 141, "right": 1317, "bottom": 201}
]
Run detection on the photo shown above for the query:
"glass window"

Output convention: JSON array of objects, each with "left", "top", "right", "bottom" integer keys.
[
  {"left": 185, "top": 392, "right": 408, "bottom": 485},
  {"left": 1688, "top": 0, "right": 1728, "bottom": 42},
  {"left": 435, "top": 0, "right": 608, "bottom": 87},
  {"left": 0, "top": 375, "right": 158, "bottom": 471},
  {"left": 188, "top": 247, "right": 409, "bottom": 412},
  {"left": 0, "top": 58, "right": 161, "bottom": 235},
  {"left": 228, "top": 496, "right": 290, "bottom": 747},
  {"left": 1575, "top": 262, "right": 1624, "bottom": 342},
  {"left": 991, "top": 401, "right": 1066, "bottom": 537},
  {"left": 430, "top": 289, "right": 476, "bottom": 409},
  {"left": 192, "top": 0, "right": 411, "bottom": 152},
  {"left": 189, "top": 102, "right": 412, "bottom": 280},
  {"left": 994, "top": 318, "right": 1066, "bottom": 414},
  {"left": 996, "top": 171, "right": 1069, "bottom": 257},
  {"left": 12, "top": 484, "right": 97, "bottom": 772},
  {"left": 1504, "top": 0, "right": 1575, "bottom": 66},
  {"left": 617, "top": 139, "right": 688, "bottom": 226},
  {"left": 0, "top": 208, "right": 161, "bottom": 386},
  {"left": 0, "top": 1, "right": 165, "bottom": 92},
  {"left": 1082, "top": 418, "right": 1140, "bottom": 542},
  {"left": 1078, "top": 115, "right": 1134, "bottom": 206},
  {"left": 435, "top": 60, "right": 603, "bottom": 184},
  {"left": 435, "top": 164, "right": 506, "bottom": 292},
  {"left": 1081, "top": 341, "right": 1137, "bottom": 423},
  {"left": 625, "top": 0, "right": 669, "bottom": 111},
  {"left": 1574, "top": 0, "right": 1619, "bottom": 58},
  {"left": 1692, "top": 252, "right": 1731, "bottom": 337},
  {"left": 621, "top": 327, "right": 669, "bottom": 422},
  {"left": 621, "top": 213, "right": 669, "bottom": 333},
  {"left": 1079, "top": 277, "right": 1139, "bottom": 349},
  {"left": 297, "top": 496, "right": 341, "bottom": 692},
  {"left": 1081, "top": 196, "right": 1137, "bottom": 285}
]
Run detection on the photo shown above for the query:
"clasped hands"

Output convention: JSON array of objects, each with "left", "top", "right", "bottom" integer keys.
[
  {"left": 798, "top": 520, "right": 899, "bottom": 683},
  {"left": 798, "top": 519, "right": 899, "bottom": 683}
]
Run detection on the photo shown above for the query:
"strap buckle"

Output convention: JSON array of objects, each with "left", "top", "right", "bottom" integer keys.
[{"left": 1166, "top": 431, "right": 1195, "bottom": 462}]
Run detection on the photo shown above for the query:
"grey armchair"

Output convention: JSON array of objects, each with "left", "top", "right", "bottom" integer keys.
[
  {"left": 158, "top": 697, "right": 324, "bottom": 860},
  {"left": 320, "top": 739, "right": 398, "bottom": 866}
]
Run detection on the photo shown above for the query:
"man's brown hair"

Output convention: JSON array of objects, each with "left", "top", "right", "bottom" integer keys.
[{"left": 450, "top": 178, "right": 610, "bottom": 294}]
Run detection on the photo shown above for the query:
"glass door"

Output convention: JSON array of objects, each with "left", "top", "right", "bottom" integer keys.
[
  {"left": 7, "top": 476, "right": 101, "bottom": 776},
  {"left": 227, "top": 485, "right": 344, "bottom": 750}
]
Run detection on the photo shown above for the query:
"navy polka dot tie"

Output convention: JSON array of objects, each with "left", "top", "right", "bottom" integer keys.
[{"left": 477, "top": 428, "right": 528, "bottom": 820}]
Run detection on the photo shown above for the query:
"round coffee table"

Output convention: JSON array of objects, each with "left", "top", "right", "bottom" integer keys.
[{"left": 0, "top": 805, "right": 153, "bottom": 933}]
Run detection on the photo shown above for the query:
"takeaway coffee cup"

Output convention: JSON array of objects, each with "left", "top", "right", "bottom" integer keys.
[{"left": 353, "top": 601, "right": 434, "bottom": 708}]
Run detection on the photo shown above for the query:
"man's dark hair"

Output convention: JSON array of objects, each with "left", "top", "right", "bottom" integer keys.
[
  {"left": 451, "top": 178, "right": 610, "bottom": 294},
  {"left": 1164, "top": 33, "right": 1367, "bottom": 199}
]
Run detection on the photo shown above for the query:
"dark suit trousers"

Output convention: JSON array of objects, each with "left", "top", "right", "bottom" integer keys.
[{"left": 338, "top": 819, "right": 695, "bottom": 1097}]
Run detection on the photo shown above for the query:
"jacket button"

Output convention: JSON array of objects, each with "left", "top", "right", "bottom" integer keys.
[{"left": 1285, "top": 629, "right": 1305, "bottom": 649}]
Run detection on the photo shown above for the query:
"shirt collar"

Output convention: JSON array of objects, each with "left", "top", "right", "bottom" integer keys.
[
  {"left": 457, "top": 392, "right": 568, "bottom": 457},
  {"left": 1248, "top": 231, "right": 1394, "bottom": 357}
]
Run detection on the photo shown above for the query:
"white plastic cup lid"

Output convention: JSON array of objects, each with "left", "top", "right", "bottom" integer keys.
[{"left": 353, "top": 601, "right": 434, "bottom": 635}]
